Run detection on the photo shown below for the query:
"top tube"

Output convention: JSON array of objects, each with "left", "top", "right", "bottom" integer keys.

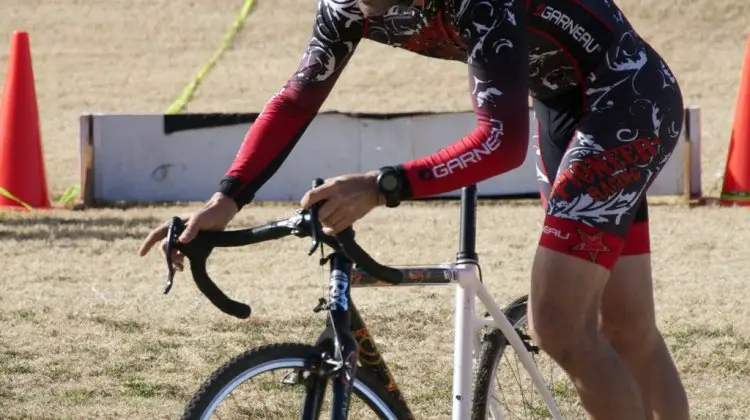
[{"left": 350, "top": 266, "right": 455, "bottom": 288}]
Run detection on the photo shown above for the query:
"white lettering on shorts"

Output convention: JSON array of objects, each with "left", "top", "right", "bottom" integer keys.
[{"left": 542, "top": 225, "right": 570, "bottom": 240}]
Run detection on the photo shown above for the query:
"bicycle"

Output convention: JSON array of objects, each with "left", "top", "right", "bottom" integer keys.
[{"left": 162, "top": 180, "right": 583, "bottom": 419}]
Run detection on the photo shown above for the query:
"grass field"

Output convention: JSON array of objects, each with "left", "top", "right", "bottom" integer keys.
[{"left": 1, "top": 0, "right": 749, "bottom": 418}]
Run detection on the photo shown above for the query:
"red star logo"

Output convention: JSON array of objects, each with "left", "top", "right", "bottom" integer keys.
[{"left": 570, "top": 230, "right": 611, "bottom": 262}]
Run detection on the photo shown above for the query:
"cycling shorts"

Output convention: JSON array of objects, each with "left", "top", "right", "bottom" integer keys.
[{"left": 534, "top": 34, "right": 684, "bottom": 269}]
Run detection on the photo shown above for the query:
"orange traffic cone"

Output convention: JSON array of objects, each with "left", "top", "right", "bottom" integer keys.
[
  {"left": 0, "top": 31, "right": 50, "bottom": 210},
  {"left": 720, "top": 34, "right": 750, "bottom": 206}
]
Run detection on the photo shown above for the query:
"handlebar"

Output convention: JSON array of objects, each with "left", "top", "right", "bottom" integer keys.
[{"left": 162, "top": 179, "right": 404, "bottom": 319}]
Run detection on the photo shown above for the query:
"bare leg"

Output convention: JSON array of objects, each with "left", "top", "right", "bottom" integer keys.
[
  {"left": 600, "top": 253, "right": 690, "bottom": 420},
  {"left": 528, "top": 247, "right": 646, "bottom": 420}
]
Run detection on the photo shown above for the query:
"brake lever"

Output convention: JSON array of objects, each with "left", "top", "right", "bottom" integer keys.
[
  {"left": 164, "top": 216, "right": 184, "bottom": 295},
  {"left": 307, "top": 178, "right": 326, "bottom": 256}
]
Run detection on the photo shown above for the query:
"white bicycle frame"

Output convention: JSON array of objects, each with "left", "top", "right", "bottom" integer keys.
[{"left": 446, "top": 261, "right": 563, "bottom": 420}]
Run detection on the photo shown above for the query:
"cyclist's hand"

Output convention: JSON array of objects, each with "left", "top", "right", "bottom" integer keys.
[
  {"left": 137, "top": 192, "right": 239, "bottom": 272},
  {"left": 300, "top": 171, "right": 383, "bottom": 235}
]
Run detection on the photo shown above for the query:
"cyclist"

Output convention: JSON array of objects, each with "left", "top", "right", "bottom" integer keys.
[{"left": 139, "top": 1, "right": 690, "bottom": 418}]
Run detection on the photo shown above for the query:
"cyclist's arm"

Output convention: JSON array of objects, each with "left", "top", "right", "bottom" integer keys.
[
  {"left": 397, "top": 0, "right": 529, "bottom": 199},
  {"left": 218, "top": 2, "right": 364, "bottom": 209}
]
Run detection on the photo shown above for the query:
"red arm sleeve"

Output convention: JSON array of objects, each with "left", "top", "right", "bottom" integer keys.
[
  {"left": 399, "top": 0, "right": 529, "bottom": 199},
  {"left": 219, "top": 1, "right": 364, "bottom": 208}
]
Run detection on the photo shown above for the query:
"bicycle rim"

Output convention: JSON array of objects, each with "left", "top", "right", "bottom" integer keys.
[{"left": 183, "top": 344, "right": 402, "bottom": 419}]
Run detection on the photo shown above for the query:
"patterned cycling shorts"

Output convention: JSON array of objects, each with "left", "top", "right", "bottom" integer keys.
[{"left": 533, "top": 35, "right": 684, "bottom": 270}]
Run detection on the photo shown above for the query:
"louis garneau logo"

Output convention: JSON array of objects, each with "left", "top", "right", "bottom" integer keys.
[
  {"left": 534, "top": 3, "right": 602, "bottom": 54},
  {"left": 419, "top": 124, "right": 504, "bottom": 180}
]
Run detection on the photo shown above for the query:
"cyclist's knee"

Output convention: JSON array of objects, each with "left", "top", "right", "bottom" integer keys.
[
  {"left": 529, "top": 307, "right": 598, "bottom": 366},
  {"left": 601, "top": 314, "right": 660, "bottom": 361}
]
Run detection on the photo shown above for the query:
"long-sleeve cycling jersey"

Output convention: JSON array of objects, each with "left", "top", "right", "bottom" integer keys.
[
  {"left": 218, "top": 0, "right": 529, "bottom": 207},
  {"left": 216, "top": 0, "right": 686, "bottom": 271},
  {"left": 218, "top": 0, "right": 636, "bottom": 208}
]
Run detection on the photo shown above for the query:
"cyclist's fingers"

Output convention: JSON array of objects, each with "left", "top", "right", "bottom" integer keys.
[
  {"left": 320, "top": 206, "right": 348, "bottom": 235},
  {"left": 138, "top": 223, "right": 169, "bottom": 256},
  {"left": 317, "top": 196, "right": 344, "bottom": 221},
  {"left": 158, "top": 236, "right": 186, "bottom": 262},
  {"left": 170, "top": 253, "right": 185, "bottom": 272},
  {"left": 318, "top": 198, "right": 346, "bottom": 224},
  {"left": 322, "top": 220, "right": 351, "bottom": 235},
  {"left": 159, "top": 237, "right": 169, "bottom": 257},
  {"left": 178, "top": 218, "right": 200, "bottom": 243},
  {"left": 158, "top": 236, "right": 179, "bottom": 255},
  {"left": 160, "top": 244, "right": 185, "bottom": 273},
  {"left": 327, "top": 215, "right": 353, "bottom": 235},
  {"left": 300, "top": 182, "right": 335, "bottom": 209},
  {"left": 142, "top": 214, "right": 191, "bottom": 257}
]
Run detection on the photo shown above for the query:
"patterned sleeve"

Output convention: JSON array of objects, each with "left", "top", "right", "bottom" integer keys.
[
  {"left": 219, "top": 0, "right": 365, "bottom": 208},
  {"left": 398, "top": 0, "right": 530, "bottom": 199}
]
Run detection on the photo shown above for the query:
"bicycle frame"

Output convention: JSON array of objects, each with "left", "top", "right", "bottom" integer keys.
[{"left": 312, "top": 186, "right": 563, "bottom": 420}]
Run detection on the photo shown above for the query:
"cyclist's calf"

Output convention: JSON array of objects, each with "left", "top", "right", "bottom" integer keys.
[
  {"left": 599, "top": 254, "right": 691, "bottom": 419},
  {"left": 599, "top": 254, "right": 660, "bottom": 361}
]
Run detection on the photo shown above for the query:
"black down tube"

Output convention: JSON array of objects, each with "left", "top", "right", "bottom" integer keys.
[{"left": 328, "top": 252, "right": 358, "bottom": 420}]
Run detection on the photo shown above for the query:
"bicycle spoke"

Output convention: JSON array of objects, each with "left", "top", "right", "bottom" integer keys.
[{"left": 482, "top": 314, "right": 584, "bottom": 420}]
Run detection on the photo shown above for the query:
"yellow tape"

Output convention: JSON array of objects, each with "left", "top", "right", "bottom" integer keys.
[
  {"left": 59, "top": 185, "right": 80, "bottom": 207},
  {"left": 0, "top": 187, "right": 34, "bottom": 211},
  {"left": 720, "top": 191, "right": 750, "bottom": 202},
  {"left": 166, "top": 0, "right": 257, "bottom": 114},
  {"left": 0, "top": 184, "right": 80, "bottom": 211}
]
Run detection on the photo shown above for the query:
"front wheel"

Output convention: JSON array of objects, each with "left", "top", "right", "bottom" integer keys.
[
  {"left": 181, "top": 343, "right": 410, "bottom": 420},
  {"left": 472, "top": 295, "right": 585, "bottom": 419}
]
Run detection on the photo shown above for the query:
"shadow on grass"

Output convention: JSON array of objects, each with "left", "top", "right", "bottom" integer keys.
[{"left": 0, "top": 216, "right": 162, "bottom": 241}]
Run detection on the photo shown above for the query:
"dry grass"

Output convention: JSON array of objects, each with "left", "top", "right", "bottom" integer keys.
[
  {"left": 1, "top": 0, "right": 750, "bottom": 418},
  {"left": 1, "top": 203, "right": 749, "bottom": 418}
]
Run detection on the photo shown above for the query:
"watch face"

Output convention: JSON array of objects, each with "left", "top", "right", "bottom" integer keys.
[{"left": 380, "top": 173, "right": 400, "bottom": 192}]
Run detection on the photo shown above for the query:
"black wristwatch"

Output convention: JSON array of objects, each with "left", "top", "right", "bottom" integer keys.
[{"left": 376, "top": 166, "right": 403, "bottom": 208}]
